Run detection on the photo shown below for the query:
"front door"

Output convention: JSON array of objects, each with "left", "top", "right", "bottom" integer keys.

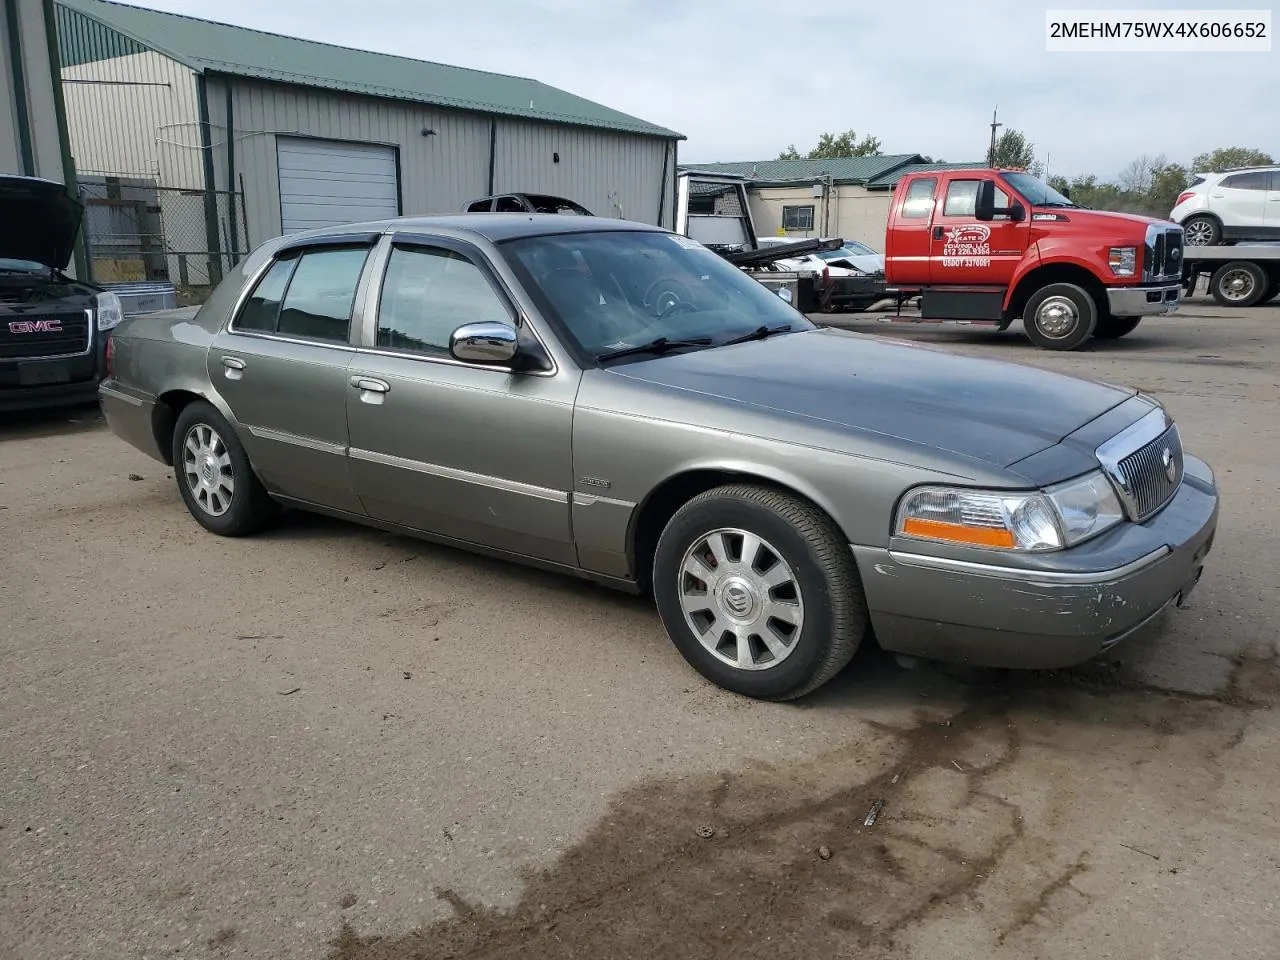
[
  {"left": 1211, "top": 171, "right": 1269, "bottom": 234},
  {"left": 1264, "top": 171, "right": 1280, "bottom": 235},
  {"left": 344, "top": 236, "right": 579, "bottom": 566},
  {"left": 928, "top": 176, "right": 1031, "bottom": 286},
  {"left": 207, "top": 241, "right": 374, "bottom": 513}
]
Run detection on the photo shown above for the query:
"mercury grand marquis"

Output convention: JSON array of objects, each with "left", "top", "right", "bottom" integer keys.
[{"left": 99, "top": 214, "right": 1219, "bottom": 700}]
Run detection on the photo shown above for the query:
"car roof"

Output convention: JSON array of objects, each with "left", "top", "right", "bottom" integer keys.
[{"left": 282, "top": 213, "right": 667, "bottom": 245}]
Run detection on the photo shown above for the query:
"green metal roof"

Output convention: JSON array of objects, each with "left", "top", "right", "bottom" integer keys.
[
  {"left": 55, "top": 0, "right": 683, "bottom": 139},
  {"left": 679, "top": 155, "right": 922, "bottom": 185},
  {"left": 865, "top": 162, "right": 988, "bottom": 189}
]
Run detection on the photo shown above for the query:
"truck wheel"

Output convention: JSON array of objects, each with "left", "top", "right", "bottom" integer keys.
[
  {"left": 1210, "top": 261, "right": 1268, "bottom": 307},
  {"left": 652, "top": 483, "right": 867, "bottom": 701},
  {"left": 171, "top": 400, "right": 278, "bottom": 537},
  {"left": 1093, "top": 315, "right": 1142, "bottom": 339},
  {"left": 1263, "top": 278, "right": 1280, "bottom": 304},
  {"left": 1023, "top": 283, "right": 1098, "bottom": 350},
  {"left": 1182, "top": 215, "right": 1221, "bottom": 246}
]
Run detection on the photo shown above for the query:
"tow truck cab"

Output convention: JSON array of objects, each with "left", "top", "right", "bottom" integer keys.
[{"left": 884, "top": 168, "right": 1184, "bottom": 350}]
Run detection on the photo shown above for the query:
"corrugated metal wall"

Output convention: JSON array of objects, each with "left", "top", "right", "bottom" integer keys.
[
  {"left": 207, "top": 76, "right": 676, "bottom": 248},
  {"left": 2, "top": 0, "right": 67, "bottom": 180}
]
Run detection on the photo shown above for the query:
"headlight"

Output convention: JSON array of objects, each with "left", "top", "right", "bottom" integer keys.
[
  {"left": 895, "top": 470, "right": 1124, "bottom": 552},
  {"left": 1108, "top": 246, "right": 1137, "bottom": 277},
  {"left": 95, "top": 291, "right": 124, "bottom": 331}
]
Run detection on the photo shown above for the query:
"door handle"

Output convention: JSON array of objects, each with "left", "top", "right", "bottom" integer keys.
[
  {"left": 350, "top": 376, "right": 390, "bottom": 393},
  {"left": 932, "top": 226, "right": 945, "bottom": 240},
  {"left": 221, "top": 356, "right": 245, "bottom": 380}
]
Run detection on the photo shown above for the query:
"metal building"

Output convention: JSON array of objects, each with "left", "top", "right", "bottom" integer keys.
[{"left": 53, "top": 0, "right": 683, "bottom": 291}]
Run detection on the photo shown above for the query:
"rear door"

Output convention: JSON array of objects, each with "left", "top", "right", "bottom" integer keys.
[
  {"left": 884, "top": 176, "right": 938, "bottom": 286},
  {"left": 1266, "top": 171, "right": 1280, "bottom": 233},
  {"left": 928, "top": 175, "right": 1030, "bottom": 286},
  {"left": 207, "top": 236, "right": 376, "bottom": 512},
  {"left": 1211, "top": 171, "right": 1269, "bottom": 232}
]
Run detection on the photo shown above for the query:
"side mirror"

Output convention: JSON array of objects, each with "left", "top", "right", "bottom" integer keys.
[
  {"left": 449, "top": 321, "right": 519, "bottom": 366},
  {"left": 974, "top": 180, "right": 996, "bottom": 221},
  {"left": 1008, "top": 201, "right": 1026, "bottom": 223}
]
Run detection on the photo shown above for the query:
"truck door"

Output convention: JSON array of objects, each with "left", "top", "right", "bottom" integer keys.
[
  {"left": 884, "top": 176, "right": 937, "bottom": 286},
  {"left": 928, "top": 176, "right": 1029, "bottom": 286}
]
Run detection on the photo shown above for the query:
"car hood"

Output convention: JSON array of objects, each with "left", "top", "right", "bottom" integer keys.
[
  {"left": 609, "top": 328, "right": 1135, "bottom": 469},
  {"left": 824, "top": 253, "right": 884, "bottom": 274},
  {"left": 0, "top": 175, "right": 84, "bottom": 270}
]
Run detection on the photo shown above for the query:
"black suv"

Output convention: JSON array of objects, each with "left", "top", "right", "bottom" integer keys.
[{"left": 1, "top": 175, "right": 122, "bottom": 413}]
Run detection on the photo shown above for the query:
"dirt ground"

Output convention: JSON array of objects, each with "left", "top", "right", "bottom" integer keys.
[{"left": 2, "top": 296, "right": 1277, "bottom": 960}]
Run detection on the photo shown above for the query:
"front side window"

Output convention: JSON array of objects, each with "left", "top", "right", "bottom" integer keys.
[
  {"left": 942, "top": 179, "right": 1010, "bottom": 218},
  {"left": 782, "top": 205, "right": 815, "bottom": 231},
  {"left": 376, "top": 245, "right": 513, "bottom": 356},
  {"left": 495, "top": 196, "right": 526, "bottom": 213},
  {"left": 501, "top": 229, "right": 815, "bottom": 361}
]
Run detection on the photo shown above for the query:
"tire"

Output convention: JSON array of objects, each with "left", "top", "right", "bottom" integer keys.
[
  {"left": 1181, "top": 214, "right": 1221, "bottom": 247},
  {"left": 1263, "top": 278, "right": 1280, "bottom": 304},
  {"left": 171, "top": 400, "right": 278, "bottom": 536},
  {"left": 1022, "top": 282, "right": 1098, "bottom": 350},
  {"left": 1093, "top": 315, "right": 1142, "bottom": 339},
  {"left": 652, "top": 483, "right": 867, "bottom": 701},
  {"left": 1209, "top": 260, "right": 1268, "bottom": 307}
]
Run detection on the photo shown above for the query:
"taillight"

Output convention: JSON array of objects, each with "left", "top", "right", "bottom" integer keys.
[
  {"left": 104, "top": 334, "right": 113, "bottom": 378},
  {"left": 1175, "top": 191, "right": 1196, "bottom": 207}
]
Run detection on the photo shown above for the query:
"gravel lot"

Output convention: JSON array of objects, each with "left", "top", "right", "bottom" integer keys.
[{"left": 2, "top": 295, "right": 1277, "bottom": 960}]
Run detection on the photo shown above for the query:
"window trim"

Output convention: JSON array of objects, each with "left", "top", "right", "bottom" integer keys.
[
  {"left": 228, "top": 239, "right": 377, "bottom": 346},
  {"left": 358, "top": 232, "right": 559, "bottom": 377},
  {"left": 781, "top": 204, "right": 815, "bottom": 231}
]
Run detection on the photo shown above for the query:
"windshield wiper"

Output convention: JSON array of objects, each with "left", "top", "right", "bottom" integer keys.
[
  {"left": 723, "top": 323, "right": 792, "bottom": 346},
  {"left": 596, "top": 336, "right": 713, "bottom": 362}
]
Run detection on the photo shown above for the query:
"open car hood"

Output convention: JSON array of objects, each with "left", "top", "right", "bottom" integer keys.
[{"left": 0, "top": 175, "right": 84, "bottom": 270}]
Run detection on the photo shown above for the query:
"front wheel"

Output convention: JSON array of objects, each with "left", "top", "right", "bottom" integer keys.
[
  {"left": 1023, "top": 282, "right": 1098, "bottom": 350},
  {"left": 652, "top": 484, "right": 868, "bottom": 701},
  {"left": 1093, "top": 315, "right": 1142, "bottom": 340},
  {"left": 171, "top": 400, "right": 278, "bottom": 536},
  {"left": 1181, "top": 215, "right": 1221, "bottom": 247}
]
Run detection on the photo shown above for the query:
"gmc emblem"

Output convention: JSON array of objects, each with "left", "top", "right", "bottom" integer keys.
[{"left": 7, "top": 319, "right": 63, "bottom": 334}]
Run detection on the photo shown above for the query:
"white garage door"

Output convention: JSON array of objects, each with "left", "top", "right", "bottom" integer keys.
[{"left": 276, "top": 137, "right": 399, "bottom": 234}]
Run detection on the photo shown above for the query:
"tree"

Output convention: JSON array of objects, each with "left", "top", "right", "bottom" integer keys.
[
  {"left": 777, "top": 129, "right": 882, "bottom": 161},
  {"left": 1189, "top": 146, "right": 1274, "bottom": 172},
  {"left": 987, "top": 128, "right": 1036, "bottom": 169}
]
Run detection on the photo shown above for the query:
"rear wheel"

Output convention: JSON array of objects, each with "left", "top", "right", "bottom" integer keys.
[
  {"left": 1182, "top": 214, "right": 1221, "bottom": 247},
  {"left": 171, "top": 400, "right": 278, "bottom": 536},
  {"left": 1023, "top": 282, "right": 1098, "bottom": 350},
  {"left": 1263, "top": 278, "right": 1280, "bottom": 304},
  {"left": 1210, "top": 261, "right": 1268, "bottom": 307},
  {"left": 652, "top": 483, "right": 867, "bottom": 701},
  {"left": 1093, "top": 315, "right": 1142, "bottom": 339}
]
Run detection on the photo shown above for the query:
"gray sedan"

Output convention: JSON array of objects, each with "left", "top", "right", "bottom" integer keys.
[{"left": 99, "top": 215, "right": 1219, "bottom": 700}]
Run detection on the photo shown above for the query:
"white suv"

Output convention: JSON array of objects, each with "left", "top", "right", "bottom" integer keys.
[{"left": 1170, "top": 166, "right": 1280, "bottom": 246}]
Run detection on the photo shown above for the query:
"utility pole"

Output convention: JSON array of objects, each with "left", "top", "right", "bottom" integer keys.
[{"left": 987, "top": 106, "right": 1002, "bottom": 166}]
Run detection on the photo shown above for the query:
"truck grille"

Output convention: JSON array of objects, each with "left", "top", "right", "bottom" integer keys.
[
  {"left": 1106, "top": 423, "right": 1185, "bottom": 522},
  {"left": 1143, "top": 226, "right": 1183, "bottom": 282},
  {"left": 0, "top": 309, "right": 93, "bottom": 360}
]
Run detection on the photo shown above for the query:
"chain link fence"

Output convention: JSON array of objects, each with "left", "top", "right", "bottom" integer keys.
[{"left": 78, "top": 175, "right": 249, "bottom": 303}]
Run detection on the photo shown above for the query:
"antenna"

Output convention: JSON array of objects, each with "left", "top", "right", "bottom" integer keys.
[{"left": 987, "top": 106, "right": 1002, "bottom": 166}]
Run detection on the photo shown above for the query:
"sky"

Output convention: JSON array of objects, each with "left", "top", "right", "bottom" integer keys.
[{"left": 131, "top": 0, "right": 1276, "bottom": 181}]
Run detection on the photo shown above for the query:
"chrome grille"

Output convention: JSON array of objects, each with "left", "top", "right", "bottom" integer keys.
[
  {"left": 0, "top": 309, "right": 93, "bottom": 360},
  {"left": 1097, "top": 409, "right": 1184, "bottom": 523},
  {"left": 1143, "top": 225, "right": 1184, "bottom": 281}
]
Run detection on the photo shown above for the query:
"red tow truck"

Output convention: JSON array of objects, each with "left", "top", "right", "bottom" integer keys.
[{"left": 882, "top": 168, "right": 1185, "bottom": 350}]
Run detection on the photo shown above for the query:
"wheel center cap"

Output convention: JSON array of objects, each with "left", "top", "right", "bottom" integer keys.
[
  {"left": 717, "top": 576, "right": 759, "bottom": 623},
  {"left": 199, "top": 457, "right": 216, "bottom": 485}
]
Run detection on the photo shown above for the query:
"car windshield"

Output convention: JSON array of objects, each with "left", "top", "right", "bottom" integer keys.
[
  {"left": 1002, "top": 172, "right": 1077, "bottom": 208},
  {"left": 0, "top": 257, "right": 46, "bottom": 274},
  {"left": 819, "top": 241, "right": 878, "bottom": 259},
  {"left": 501, "top": 230, "right": 814, "bottom": 361}
]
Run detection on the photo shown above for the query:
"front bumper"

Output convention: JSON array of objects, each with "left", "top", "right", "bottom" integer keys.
[
  {"left": 0, "top": 337, "right": 107, "bottom": 413},
  {"left": 854, "top": 454, "right": 1219, "bottom": 670},
  {"left": 1106, "top": 283, "right": 1181, "bottom": 317}
]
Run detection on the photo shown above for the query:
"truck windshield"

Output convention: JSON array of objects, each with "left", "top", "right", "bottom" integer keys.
[{"left": 1002, "top": 172, "right": 1077, "bottom": 208}]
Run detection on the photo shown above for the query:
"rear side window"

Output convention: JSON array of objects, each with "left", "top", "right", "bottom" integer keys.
[
  {"left": 376, "top": 245, "right": 512, "bottom": 357},
  {"left": 494, "top": 196, "right": 525, "bottom": 212},
  {"left": 1220, "top": 172, "right": 1270, "bottom": 191},
  {"left": 237, "top": 256, "right": 296, "bottom": 332},
  {"left": 235, "top": 245, "right": 369, "bottom": 342},
  {"left": 901, "top": 178, "right": 937, "bottom": 218}
]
